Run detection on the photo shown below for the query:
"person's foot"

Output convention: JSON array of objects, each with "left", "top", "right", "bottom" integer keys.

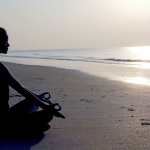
[{"left": 39, "top": 124, "right": 50, "bottom": 132}]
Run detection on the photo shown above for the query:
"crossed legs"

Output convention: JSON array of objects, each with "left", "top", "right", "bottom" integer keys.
[{"left": 2, "top": 99, "right": 53, "bottom": 134}]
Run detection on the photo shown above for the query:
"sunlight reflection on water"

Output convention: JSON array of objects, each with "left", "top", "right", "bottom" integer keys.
[
  {"left": 127, "top": 77, "right": 150, "bottom": 85},
  {"left": 129, "top": 46, "right": 150, "bottom": 60}
]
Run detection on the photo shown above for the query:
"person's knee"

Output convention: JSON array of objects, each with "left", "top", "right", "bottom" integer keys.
[
  {"left": 38, "top": 111, "right": 53, "bottom": 124},
  {"left": 45, "top": 114, "right": 53, "bottom": 123}
]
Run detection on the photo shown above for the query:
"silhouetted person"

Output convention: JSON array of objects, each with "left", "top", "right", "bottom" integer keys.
[{"left": 0, "top": 27, "right": 65, "bottom": 136}]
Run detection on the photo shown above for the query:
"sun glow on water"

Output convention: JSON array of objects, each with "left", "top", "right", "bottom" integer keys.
[
  {"left": 125, "top": 46, "right": 150, "bottom": 85},
  {"left": 130, "top": 46, "right": 150, "bottom": 60},
  {"left": 128, "top": 77, "right": 149, "bottom": 85}
]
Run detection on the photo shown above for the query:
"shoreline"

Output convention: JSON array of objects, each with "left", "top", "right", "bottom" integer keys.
[
  {"left": 1, "top": 62, "right": 150, "bottom": 149},
  {"left": 1, "top": 57, "right": 150, "bottom": 86}
]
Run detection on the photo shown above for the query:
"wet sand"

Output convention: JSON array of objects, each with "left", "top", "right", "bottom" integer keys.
[{"left": 1, "top": 62, "right": 150, "bottom": 150}]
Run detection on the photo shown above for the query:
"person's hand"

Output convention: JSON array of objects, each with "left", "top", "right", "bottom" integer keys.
[
  {"left": 38, "top": 92, "right": 52, "bottom": 104},
  {"left": 44, "top": 103, "right": 65, "bottom": 119},
  {"left": 39, "top": 92, "right": 51, "bottom": 99},
  {"left": 53, "top": 111, "right": 65, "bottom": 119}
]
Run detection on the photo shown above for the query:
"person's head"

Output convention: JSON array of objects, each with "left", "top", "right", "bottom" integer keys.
[{"left": 0, "top": 27, "right": 10, "bottom": 54}]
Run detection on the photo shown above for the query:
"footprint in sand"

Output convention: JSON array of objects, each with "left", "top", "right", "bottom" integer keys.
[
  {"left": 141, "top": 119, "right": 150, "bottom": 126},
  {"left": 80, "top": 99, "right": 93, "bottom": 102},
  {"left": 128, "top": 108, "right": 135, "bottom": 111}
]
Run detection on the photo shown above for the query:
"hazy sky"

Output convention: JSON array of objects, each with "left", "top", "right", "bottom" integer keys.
[{"left": 1, "top": 0, "right": 150, "bottom": 50}]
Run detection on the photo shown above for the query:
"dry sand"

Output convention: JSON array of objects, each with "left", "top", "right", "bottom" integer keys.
[{"left": 1, "top": 62, "right": 150, "bottom": 150}]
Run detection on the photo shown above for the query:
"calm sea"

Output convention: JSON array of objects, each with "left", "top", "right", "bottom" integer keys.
[{"left": 1, "top": 46, "right": 150, "bottom": 85}]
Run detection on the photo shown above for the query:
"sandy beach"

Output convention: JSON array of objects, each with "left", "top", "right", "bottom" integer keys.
[{"left": 1, "top": 62, "right": 150, "bottom": 150}]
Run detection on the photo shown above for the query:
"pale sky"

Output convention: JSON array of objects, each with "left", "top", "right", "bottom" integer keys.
[{"left": 0, "top": 0, "right": 150, "bottom": 50}]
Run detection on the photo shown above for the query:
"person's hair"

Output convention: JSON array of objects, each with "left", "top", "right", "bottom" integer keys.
[{"left": 0, "top": 27, "right": 7, "bottom": 41}]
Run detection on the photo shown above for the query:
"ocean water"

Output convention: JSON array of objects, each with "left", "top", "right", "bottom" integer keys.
[{"left": 1, "top": 46, "right": 150, "bottom": 85}]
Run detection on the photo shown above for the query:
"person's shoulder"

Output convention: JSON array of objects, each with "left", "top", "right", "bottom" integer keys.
[
  {"left": 0, "top": 62, "right": 4, "bottom": 68},
  {"left": 0, "top": 62, "right": 5, "bottom": 68},
  {"left": 0, "top": 62, "right": 8, "bottom": 71},
  {"left": 0, "top": 62, "right": 10, "bottom": 78}
]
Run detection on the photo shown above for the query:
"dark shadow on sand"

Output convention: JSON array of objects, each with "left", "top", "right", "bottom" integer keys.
[
  {"left": 0, "top": 133, "right": 44, "bottom": 150},
  {"left": 0, "top": 123, "right": 50, "bottom": 150}
]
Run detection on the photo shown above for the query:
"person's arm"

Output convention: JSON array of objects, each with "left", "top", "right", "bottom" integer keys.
[{"left": 1, "top": 63, "right": 47, "bottom": 109}]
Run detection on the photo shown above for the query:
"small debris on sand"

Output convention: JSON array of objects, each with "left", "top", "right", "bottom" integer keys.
[{"left": 141, "top": 122, "right": 150, "bottom": 126}]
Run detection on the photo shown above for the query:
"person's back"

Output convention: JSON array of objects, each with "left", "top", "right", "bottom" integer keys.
[
  {"left": 0, "top": 27, "right": 10, "bottom": 112},
  {"left": 0, "top": 64, "right": 9, "bottom": 112}
]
